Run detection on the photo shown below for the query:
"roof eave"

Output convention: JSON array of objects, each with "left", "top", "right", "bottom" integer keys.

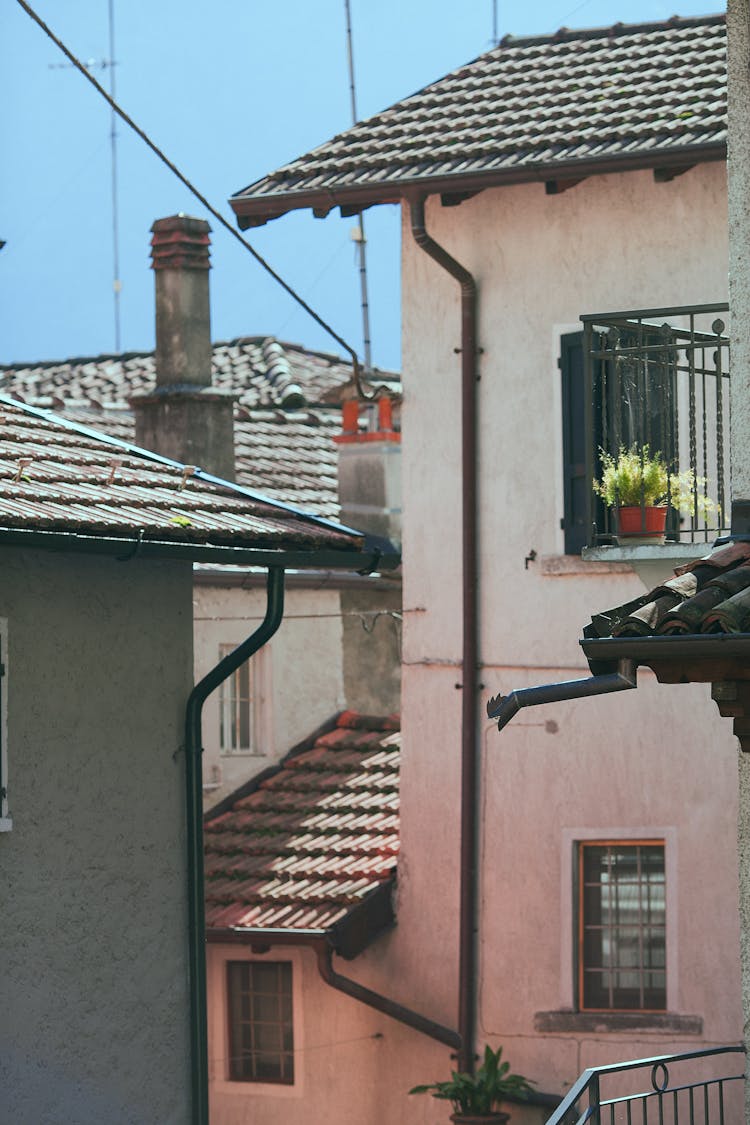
[
  {"left": 231, "top": 141, "right": 727, "bottom": 228},
  {"left": 581, "top": 633, "right": 750, "bottom": 681},
  {"left": 205, "top": 881, "right": 395, "bottom": 960},
  {"left": 0, "top": 526, "right": 400, "bottom": 572}
]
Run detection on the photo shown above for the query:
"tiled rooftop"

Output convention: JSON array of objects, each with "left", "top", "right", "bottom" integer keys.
[
  {"left": 586, "top": 542, "right": 750, "bottom": 639},
  {"left": 0, "top": 396, "right": 359, "bottom": 554},
  {"left": 204, "top": 712, "right": 400, "bottom": 946},
  {"left": 231, "top": 14, "right": 726, "bottom": 227},
  {"left": 0, "top": 338, "right": 400, "bottom": 520}
]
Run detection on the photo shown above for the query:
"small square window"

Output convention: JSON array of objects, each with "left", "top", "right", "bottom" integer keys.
[
  {"left": 218, "top": 645, "right": 254, "bottom": 755},
  {"left": 227, "top": 961, "right": 294, "bottom": 1084},
  {"left": 578, "top": 841, "right": 666, "bottom": 1011}
]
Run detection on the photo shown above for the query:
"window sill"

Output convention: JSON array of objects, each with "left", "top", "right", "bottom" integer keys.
[
  {"left": 0, "top": 816, "right": 13, "bottom": 832},
  {"left": 534, "top": 1011, "right": 702, "bottom": 1035},
  {"left": 541, "top": 554, "right": 634, "bottom": 577}
]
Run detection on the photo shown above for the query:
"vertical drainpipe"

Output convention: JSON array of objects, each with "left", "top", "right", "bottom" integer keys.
[
  {"left": 184, "top": 566, "right": 285, "bottom": 1124},
  {"left": 409, "top": 197, "right": 479, "bottom": 1074}
]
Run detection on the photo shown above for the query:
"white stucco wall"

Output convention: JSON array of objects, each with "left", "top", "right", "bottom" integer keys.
[
  {"left": 0, "top": 548, "right": 193, "bottom": 1125},
  {"left": 194, "top": 581, "right": 345, "bottom": 806},
  {"left": 207, "top": 943, "right": 548, "bottom": 1125},
  {"left": 393, "top": 163, "right": 742, "bottom": 1101}
]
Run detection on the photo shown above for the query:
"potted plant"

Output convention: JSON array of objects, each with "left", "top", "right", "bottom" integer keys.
[
  {"left": 409, "top": 1044, "right": 535, "bottom": 1123},
  {"left": 593, "top": 444, "right": 717, "bottom": 543}
]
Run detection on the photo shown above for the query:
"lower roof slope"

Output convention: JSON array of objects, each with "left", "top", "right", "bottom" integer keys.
[
  {"left": 205, "top": 711, "right": 400, "bottom": 957},
  {"left": 0, "top": 338, "right": 401, "bottom": 520},
  {"left": 0, "top": 395, "right": 361, "bottom": 558}
]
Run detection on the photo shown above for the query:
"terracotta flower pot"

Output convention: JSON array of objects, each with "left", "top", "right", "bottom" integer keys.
[
  {"left": 616, "top": 504, "right": 667, "bottom": 544},
  {"left": 449, "top": 1114, "right": 510, "bottom": 1124}
]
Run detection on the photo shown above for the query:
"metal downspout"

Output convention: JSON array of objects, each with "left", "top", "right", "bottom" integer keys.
[
  {"left": 184, "top": 566, "right": 286, "bottom": 1125},
  {"left": 486, "top": 659, "right": 638, "bottom": 730},
  {"left": 315, "top": 943, "right": 461, "bottom": 1049},
  {"left": 409, "top": 197, "right": 479, "bottom": 1073}
]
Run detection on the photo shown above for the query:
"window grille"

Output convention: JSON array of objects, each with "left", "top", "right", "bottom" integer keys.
[
  {"left": 569, "top": 304, "right": 730, "bottom": 549},
  {"left": 218, "top": 644, "right": 254, "bottom": 755},
  {"left": 227, "top": 961, "right": 294, "bottom": 1084},
  {"left": 579, "top": 840, "right": 666, "bottom": 1011}
]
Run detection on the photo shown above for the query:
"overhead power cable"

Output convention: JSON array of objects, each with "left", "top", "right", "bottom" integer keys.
[{"left": 14, "top": 0, "right": 376, "bottom": 393}]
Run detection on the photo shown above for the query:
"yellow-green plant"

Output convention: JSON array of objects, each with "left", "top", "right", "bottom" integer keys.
[{"left": 594, "top": 445, "right": 717, "bottom": 518}]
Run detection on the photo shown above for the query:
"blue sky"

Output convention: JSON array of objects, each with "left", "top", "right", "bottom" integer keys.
[{"left": 1, "top": 0, "right": 725, "bottom": 371}]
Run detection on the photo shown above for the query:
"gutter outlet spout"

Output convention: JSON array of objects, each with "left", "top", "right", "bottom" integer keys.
[{"left": 487, "top": 659, "right": 638, "bottom": 731}]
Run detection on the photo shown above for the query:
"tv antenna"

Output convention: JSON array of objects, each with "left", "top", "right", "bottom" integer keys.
[
  {"left": 49, "top": 0, "right": 121, "bottom": 352},
  {"left": 492, "top": 0, "right": 500, "bottom": 45},
  {"left": 343, "top": 0, "right": 372, "bottom": 373}
]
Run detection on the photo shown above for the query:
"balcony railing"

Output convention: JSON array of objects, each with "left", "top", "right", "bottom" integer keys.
[
  {"left": 545, "top": 1045, "right": 746, "bottom": 1124},
  {"left": 581, "top": 304, "right": 730, "bottom": 549}
]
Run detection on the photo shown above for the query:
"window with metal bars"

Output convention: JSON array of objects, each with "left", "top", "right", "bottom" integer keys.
[
  {"left": 218, "top": 644, "right": 254, "bottom": 755},
  {"left": 578, "top": 841, "right": 666, "bottom": 1012},
  {"left": 227, "top": 961, "right": 294, "bottom": 1084}
]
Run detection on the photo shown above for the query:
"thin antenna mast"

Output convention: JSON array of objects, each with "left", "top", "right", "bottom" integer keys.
[
  {"left": 48, "top": 0, "right": 121, "bottom": 352},
  {"left": 344, "top": 0, "right": 372, "bottom": 373},
  {"left": 492, "top": 0, "right": 499, "bottom": 45},
  {"left": 108, "top": 0, "right": 122, "bottom": 352}
]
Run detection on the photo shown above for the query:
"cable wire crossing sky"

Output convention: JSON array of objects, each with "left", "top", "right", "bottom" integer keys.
[{"left": 0, "top": 0, "right": 726, "bottom": 370}]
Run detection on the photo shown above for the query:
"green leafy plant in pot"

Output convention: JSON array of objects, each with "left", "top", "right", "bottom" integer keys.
[
  {"left": 409, "top": 1045, "right": 535, "bottom": 1124},
  {"left": 593, "top": 444, "right": 717, "bottom": 543}
]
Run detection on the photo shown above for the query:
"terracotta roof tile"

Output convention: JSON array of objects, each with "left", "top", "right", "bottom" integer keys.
[
  {"left": 230, "top": 15, "right": 726, "bottom": 226},
  {"left": 587, "top": 542, "right": 750, "bottom": 639},
  {"left": 205, "top": 712, "right": 400, "bottom": 939}
]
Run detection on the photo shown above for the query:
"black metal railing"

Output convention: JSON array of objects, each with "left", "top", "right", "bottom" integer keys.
[
  {"left": 545, "top": 1045, "right": 745, "bottom": 1124},
  {"left": 581, "top": 304, "right": 730, "bottom": 548}
]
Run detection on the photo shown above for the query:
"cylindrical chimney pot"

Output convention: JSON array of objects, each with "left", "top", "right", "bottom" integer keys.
[{"left": 150, "top": 214, "right": 212, "bottom": 388}]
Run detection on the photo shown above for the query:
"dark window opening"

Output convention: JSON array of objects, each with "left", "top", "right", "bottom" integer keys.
[
  {"left": 579, "top": 841, "right": 666, "bottom": 1012},
  {"left": 227, "top": 961, "right": 294, "bottom": 1084}
]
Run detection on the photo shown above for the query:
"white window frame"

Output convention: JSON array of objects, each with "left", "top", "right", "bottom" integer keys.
[
  {"left": 217, "top": 643, "right": 272, "bottom": 758},
  {"left": 0, "top": 620, "right": 10, "bottom": 832},
  {"left": 208, "top": 945, "right": 305, "bottom": 1100},
  {"left": 559, "top": 827, "right": 678, "bottom": 1013}
]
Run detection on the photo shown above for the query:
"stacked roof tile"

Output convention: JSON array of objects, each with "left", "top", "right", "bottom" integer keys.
[
  {"left": 0, "top": 396, "right": 359, "bottom": 553},
  {"left": 204, "top": 712, "right": 400, "bottom": 944},
  {"left": 231, "top": 15, "right": 726, "bottom": 227},
  {"left": 586, "top": 542, "right": 750, "bottom": 639},
  {"left": 0, "top": 338, "right": 400, "bottom": 519}
]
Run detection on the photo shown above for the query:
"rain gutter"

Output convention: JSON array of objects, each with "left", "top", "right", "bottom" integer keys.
[
  {"left": 185, "top": 566, "right": 286, "bottom": 1125},
  {"left": 0, "top": 526, "right": 398, "bottom": 573},
  {"left": 231, "top": 142, "right": 727, "bottom": 227},
  {"left": 486, "top": 659, "right": 638, "bottom": 731},
  {"left": 409, "top": 196, "right": 479, "bottom": 1073}
]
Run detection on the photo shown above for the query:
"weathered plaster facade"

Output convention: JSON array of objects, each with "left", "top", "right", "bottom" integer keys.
[
  {"left": 727, "top": 2, "right": 750, "bottom": 1117},
  {"left": 0, "top": 549, "right": 193, "bottom": 1124},
  {"left": 394, "top": 164, "right": 741, "bottom": 1099},
  {"left": 206, "top": 161, "right": 742, "bottom": 1124}
]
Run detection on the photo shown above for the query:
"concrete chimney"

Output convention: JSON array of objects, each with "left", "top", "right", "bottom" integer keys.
[
  {"left": 132, "top": 214, "right": 235, "bottom": 480},
  {"left": 334, "top": 394, "right": 401, "bottom": 545}
]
